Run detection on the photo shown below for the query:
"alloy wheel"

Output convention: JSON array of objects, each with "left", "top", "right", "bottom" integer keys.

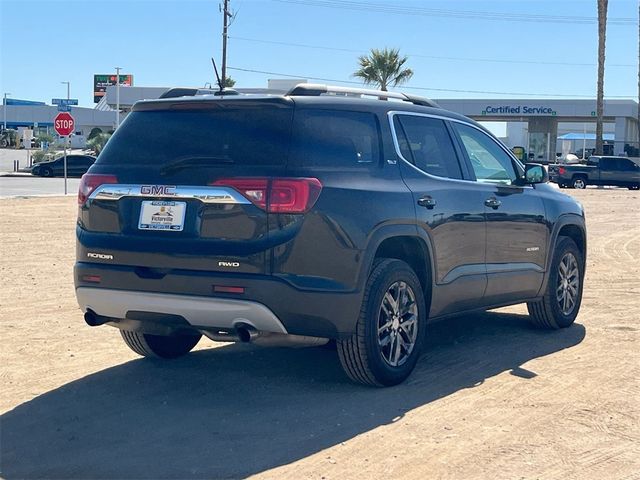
[
  {"left": 556, "top": 252, "right": 580, "bottom": 315},
  {"left": 377, "top": 281, "right": 419, "bottom": 367}
]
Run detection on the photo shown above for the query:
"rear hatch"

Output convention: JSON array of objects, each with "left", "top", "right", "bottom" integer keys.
[{"left": 78, "top": 96, "right": 306, "bottom": 275}]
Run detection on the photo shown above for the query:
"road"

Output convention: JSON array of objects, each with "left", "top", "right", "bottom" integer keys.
[{"left": 0, "top": 175, "right": 81, "bottom": 197}]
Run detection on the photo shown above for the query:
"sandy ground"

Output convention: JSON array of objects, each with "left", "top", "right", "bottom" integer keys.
[{"left": 0, "top": 188, "right": 639, "bottom": 480}]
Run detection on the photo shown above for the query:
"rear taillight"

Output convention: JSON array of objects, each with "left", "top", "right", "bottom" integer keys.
[
  {"left": 212, "top": 177, "right": 322, "bottom": 214},
  {"left": 78, "top": 174, "right": 119, "bottom": 206},
  {"left": 558, "top": 167, "right": 566, "bottom": 175}
]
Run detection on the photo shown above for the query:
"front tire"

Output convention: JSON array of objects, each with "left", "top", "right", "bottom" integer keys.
[
  {"left": 41, "top": 167, "right": 53, "bottom": 177},
  {"left": 120, "top": 330, "right": 201, "bottom": 359},
  {"left": 337, "top": 259, "right": 427, "bottom": 387},
  {"left": 527, "top": 236, "right": 584, "bottom": 329}
]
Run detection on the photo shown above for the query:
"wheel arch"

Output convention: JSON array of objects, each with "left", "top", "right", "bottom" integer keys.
[
  {"left": 537, "top": 214, "right": 587, "bottom": 296},
  {"left": 359, "top": 225, "right": 435, "bottom": 312}
]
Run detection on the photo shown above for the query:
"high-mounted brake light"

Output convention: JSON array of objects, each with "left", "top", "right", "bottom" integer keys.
[
  {"left": 211, "top": 177, "right": 322, "bottom": 213},
  {"left": 78, "top": 174, "right": 119, "bottom": 205}
]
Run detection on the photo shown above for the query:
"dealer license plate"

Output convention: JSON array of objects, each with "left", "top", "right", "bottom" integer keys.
[{"left": 138, "top": 201, "right": 186, "bottom": 231}]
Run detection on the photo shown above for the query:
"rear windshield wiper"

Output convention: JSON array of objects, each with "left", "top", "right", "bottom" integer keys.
[{"left": 160, "top": 155, "right": 234, "bottom": 175}]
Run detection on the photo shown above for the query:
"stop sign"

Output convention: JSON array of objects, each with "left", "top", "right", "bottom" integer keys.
[{"left": 54, "top": 112, "right": 75, "bottom": 136}]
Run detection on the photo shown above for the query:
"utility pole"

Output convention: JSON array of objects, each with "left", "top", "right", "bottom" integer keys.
[
  {"left": 221, "top": 0, "right": 231, "bottom": 88},
  {"left": 115, "top": 66, "right": 122, "bottom": 129},
  {"left": 61, "top": 81, "right": 70, "bottom": 101},
  {"left": 3, "top": 92, "right": 10, "bottom": 131}
]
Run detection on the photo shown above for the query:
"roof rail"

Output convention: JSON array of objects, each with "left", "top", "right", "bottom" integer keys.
[{"left": 286, "top": 83, "right": 440, "bottom": 108}]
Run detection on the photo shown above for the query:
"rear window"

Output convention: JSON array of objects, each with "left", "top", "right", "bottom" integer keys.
[
  {"left": 97, "top": 103, "right": 293, "bottom": 166},
  {"left": 290, "top": 109, "right": 381, "bottom": 168}
]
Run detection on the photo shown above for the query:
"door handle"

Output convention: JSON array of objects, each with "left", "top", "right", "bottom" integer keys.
[
  {"left": 417, "top": 196, "right": 437, "bottom": 209},
  {"left": 485, "top": 197, "right": 502, "bottom": 209}
]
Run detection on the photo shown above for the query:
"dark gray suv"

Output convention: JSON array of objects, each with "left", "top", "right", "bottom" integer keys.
[{"left": 75, "top": 84, "right": 586, "bottom": 386}]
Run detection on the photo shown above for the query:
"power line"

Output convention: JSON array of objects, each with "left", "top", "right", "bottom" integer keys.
[
  {"left": 228, "top": 66, "right": 635, "bottom": 98},
  {"left": 274, "top": 0, "right": 636, "bottom": 25},
  {"left": 229, "top": 35, "right": 636, "bottom": 68}
]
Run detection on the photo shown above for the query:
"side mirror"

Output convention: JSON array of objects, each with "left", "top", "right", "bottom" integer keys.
[{"left": 523, "top": 163, "right": 548, "bottom": 184}]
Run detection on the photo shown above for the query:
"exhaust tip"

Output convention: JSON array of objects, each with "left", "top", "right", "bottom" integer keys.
[
  {"left": 84, "top": 310, "right": 100, "bottom": 327},
  {"left": 84, "top": 309, "right": 113, "bottom": 327},
  {"left": 236, "top": 325, "right": 259, "bottom": 343}
]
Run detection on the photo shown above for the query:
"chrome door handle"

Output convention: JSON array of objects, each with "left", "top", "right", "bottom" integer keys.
[
  {"left": 485, "top": 197, "right": 502, "bottom": 209},
  {"left": 418, "top": 196, "right": 437, "bottom": 209}
]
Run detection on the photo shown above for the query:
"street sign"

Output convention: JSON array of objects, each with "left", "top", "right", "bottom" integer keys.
[
  {"left": 54, "top": 112, "right": 75, "bottom": 136},
  {"left": 52, "top": 99, "right": 78, "bottom": 112},
  {"left": 52, "top": 98, "right": 78, "bottom": 106},
  {"left": 53, "top": 112, "right": 75, "bottom": 196}
]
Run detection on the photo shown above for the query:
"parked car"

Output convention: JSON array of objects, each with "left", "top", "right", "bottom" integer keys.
[
  {"left": 549, "top": 156, "right": 640, "bottom": 189},
  {"left": 75, "top": 84, "right": 587, "bottom": 386},
  {"left": 31, "top": 154, "right": 96, "bottom": 177}
]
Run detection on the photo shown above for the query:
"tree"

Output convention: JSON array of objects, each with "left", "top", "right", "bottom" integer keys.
[
  {"left": 353, "top": 48, "right": 413, "bottom": 91},
  {"left": 87, "top": 127, "right": 103, "bottom": 141},
  {"left": 223, "top": 76, "right": 236, "bottom": 88},
  {"left": 86, "top": 132, "right": 111, "bottom": 156},
  {"left": 595, "top": 0, "right": 608, "bottom": 155}
]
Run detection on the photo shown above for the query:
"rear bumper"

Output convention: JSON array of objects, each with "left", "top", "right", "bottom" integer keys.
[
  {"left": 74, "top": 262, "right": 363, "bottom": 338},
  {"left": 76, "top": 287, "right": 287, "bottom": 333}
]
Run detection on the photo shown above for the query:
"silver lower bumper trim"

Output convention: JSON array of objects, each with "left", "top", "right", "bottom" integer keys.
[{"left": 76, "top": 287, "right": 288, "bottom": 334}]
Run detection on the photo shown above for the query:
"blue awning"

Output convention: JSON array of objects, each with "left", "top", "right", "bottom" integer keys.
[
  {"left": 4, "top": 98, "right": 46, "bottom": 106},
  {"left": 558, "top": 133, "right": 615, "bottom": 141}
]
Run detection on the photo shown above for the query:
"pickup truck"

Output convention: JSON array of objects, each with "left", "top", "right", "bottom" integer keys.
[{"left": 549, "top": 156, "right": 640, "bottom": 190}]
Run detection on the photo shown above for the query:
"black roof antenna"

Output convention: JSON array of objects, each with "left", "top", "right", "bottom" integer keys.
[
  {"left": 211, "top": 57, "right": 223, "bottom": 92},
  {"left": 210, "top": 57, "right": 239, "bottom": 96}
]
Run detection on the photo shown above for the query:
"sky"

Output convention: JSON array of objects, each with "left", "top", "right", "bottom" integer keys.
[{"left": 0, "top": 0, "right": 638, "bottom": 108}]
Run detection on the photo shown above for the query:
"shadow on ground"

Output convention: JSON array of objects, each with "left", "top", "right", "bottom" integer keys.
[{"left": 0, "top": 312, "right": 585, "bottom": 479}]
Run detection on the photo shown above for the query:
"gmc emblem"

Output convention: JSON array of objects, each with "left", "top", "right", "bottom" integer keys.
[{"left": 141, "top": 185, "right": 176, "bottom": 196}]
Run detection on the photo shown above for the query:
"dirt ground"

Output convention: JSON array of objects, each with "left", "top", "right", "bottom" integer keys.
[{"left": 1, "top": 188, "right": 639, "bottom": 480}]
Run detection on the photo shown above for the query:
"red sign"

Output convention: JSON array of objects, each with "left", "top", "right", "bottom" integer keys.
[{"left": 54, "top": 112, "right": 75, "bottom": 136}]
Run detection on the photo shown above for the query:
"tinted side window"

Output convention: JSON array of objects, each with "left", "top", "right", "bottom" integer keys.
[
  {"left": 453, "top": 123, "right": 516, "bottom": 184},
  {"left": 292, "top": 109, "right": 380, "bottom": 168},
  {"left": 393, "top": 115, "right": 462, "bottom": 179},
  {"left": 619, "top": 159, "right": 634, "bottom": 171},
  {"left": 600, "top": 158, "right": 616, "bottom": 170}
]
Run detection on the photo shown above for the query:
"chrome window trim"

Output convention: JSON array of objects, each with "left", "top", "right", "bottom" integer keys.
[
  {"left": 89, "top": 184, "right": 251, "bottom": 204},
  {"left": 387, "top": 110, "right": 530, "bottom": 188}
]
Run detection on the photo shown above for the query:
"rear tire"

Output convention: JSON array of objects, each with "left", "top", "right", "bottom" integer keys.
[
  {"left": 120, "top": 330, "right": 201, "bottom": 359},
  {"left": 572, "top": 176, "right": 587, "bottom": 189},
  {"left": 527, "top": 236, "right": 584, "bottom": 329},
  {"left": 337, "top": 259, "right": 427, "bottom": 387},
  {"left": 628, "top": 185, "right": 639, "bottom": 190}
]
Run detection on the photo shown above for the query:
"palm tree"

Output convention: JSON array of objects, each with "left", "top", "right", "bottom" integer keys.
[
  {"left": 595, "top": 0, "right": 608, "bottom": 155},
  {"left": 353, "top": 48, "right": 413, "bottom": 92}
]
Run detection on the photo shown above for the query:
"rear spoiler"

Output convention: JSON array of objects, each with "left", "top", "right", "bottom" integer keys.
[{"left": 159, "top": 87, "right": 240, "bottom": 99}]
